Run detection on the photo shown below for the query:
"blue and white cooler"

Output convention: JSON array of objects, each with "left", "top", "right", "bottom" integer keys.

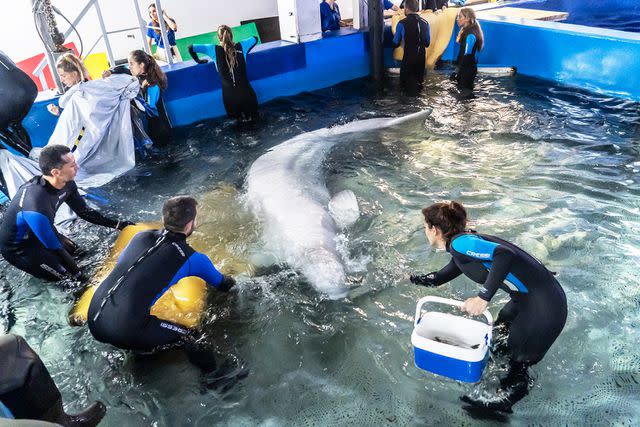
[{"left": 411, "top": 296, "right": 493, "bottom": 383}]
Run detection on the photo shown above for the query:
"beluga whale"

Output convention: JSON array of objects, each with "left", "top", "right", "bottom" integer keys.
[{"left": 245, "top": 110, "right": 429, "bottom": 299}]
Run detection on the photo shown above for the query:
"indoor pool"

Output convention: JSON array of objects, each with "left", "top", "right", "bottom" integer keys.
[
  {"left": 1, "top": 71, "right": 639, "bottom": 426},
  {"left": 516, "top": 0, "right": 640, "bottom": 32}
]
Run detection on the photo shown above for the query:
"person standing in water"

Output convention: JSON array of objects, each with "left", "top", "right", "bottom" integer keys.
[
  {"left": 410, "top": 201, "right": 567, "bottom": 413},
  {"left": 451, "top": 8, "right": 484, "bottom": 92},
  {"left": 188, "top": 26, "right": 259, "bottom": 122},
  {"left": 392, "top": 0, "right": 430, "bottom": 94}
]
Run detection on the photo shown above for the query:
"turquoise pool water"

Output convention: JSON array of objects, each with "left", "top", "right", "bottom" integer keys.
[{"left": 1, "top": 71, "right": 639, "bottom": 425}]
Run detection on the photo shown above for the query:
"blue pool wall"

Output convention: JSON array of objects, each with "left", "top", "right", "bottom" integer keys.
[{"left": 472, "top": 16, "right": 640, "bottom": 101}]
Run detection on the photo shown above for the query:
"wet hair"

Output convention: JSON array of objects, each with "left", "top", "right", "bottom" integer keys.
[
  {"left": 404, "top": 0, "right": 419, "bottom": 13},
  {"left": 422, "top": 201, "right": 467, "bottom": 244},
  {"left": 39, "top": 145, "right": 72, "bottom": 176},
  {"left": 458, "top": 7, "right": 484, "bottom": 51},
  {"left": 217, "top": 25, "right": 237, "bottom": 72},
  {"left": 55, "top": 53, "right": 90, "bottom": 83},
  {"left": 163, "top": 196, "right": 198, "bottom": 232},
  {"left": 129, "top": 49, "right": 167, "bottom": 90}
]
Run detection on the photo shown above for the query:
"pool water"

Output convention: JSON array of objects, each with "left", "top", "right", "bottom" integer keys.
[
  {"left": 517, "top": 0, "right": 640, "bottom": 33},
  {"left": 1, "top": 71, "right": 639, "bottom": 426}
]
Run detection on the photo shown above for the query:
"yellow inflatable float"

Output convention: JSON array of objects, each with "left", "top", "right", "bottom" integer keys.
[
  {"left": 69, "top": 184, "right": 258, "bottom": 328},
  {"left": 391, "top": 8, "right": 459, "bottom": 69}
]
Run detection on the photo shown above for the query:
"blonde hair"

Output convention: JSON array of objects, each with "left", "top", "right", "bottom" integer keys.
[
  {"left": 217, "top": 25, "right": 237, "bottom": 72},
  {"left": 56, "top": 53, "right": 90, "bottom": 83}
]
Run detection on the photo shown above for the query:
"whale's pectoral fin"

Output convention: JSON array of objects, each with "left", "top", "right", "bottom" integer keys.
[{"left": 328, "top": 190, "right": 360, "bottom": 229}]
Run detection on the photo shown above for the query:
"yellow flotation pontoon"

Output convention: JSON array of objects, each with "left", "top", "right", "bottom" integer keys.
[
  {"left": 391, "top": 8, "right": 459, "bottom": 69},
  {"left": 69, "top": 223, "right": 207, "bottom": 328}
]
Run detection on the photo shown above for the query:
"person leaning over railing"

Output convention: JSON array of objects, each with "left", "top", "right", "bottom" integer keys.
[{"left": 147, "top": 3, "right": 181, "bottom": 62}]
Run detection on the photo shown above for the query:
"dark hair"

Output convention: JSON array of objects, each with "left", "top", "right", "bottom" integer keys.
[
  {"left": 404, "top": 0, "right": 419, "bottom": 12},
  {"left": 162, "top": 196, "right": 198, "bottom": 232},
  {"left": 422, "top": 201, "right": 467, "bottom": 243},
  {"left": 129, "top": 49, "right": 168, "bottom": 90},
  {"left": 217, "top": 25, "right": 237, "bottom": 72},
  {"left": 39, "top": 145, "right": 72, "bottom": 176},
  {"left": 458, "top": 8, "right": 484, "bottom": 51}
]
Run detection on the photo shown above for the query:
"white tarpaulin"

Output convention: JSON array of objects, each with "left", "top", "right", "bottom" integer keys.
[{"left": 47, "top": 73, "right": 139, "bottom": 188}]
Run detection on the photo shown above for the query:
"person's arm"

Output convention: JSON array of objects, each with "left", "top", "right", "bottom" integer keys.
[
  {"left": 144, "top": 85, "right": 160, "bottom": 117},
  {"left": 64, "top": 184, "right": 130, "bottom": 230},
  {"left": 384, "top": 0, "right": 399, "bottom": 11},
  {"left": 410, "top": 258, "right": 462, "bottom": 287},
  {"left": 21, "top": 211, "right": 80, "bottom": 275},
  {"left": 476, "top": 245, "right": 515, "bottom": 302},
  {"left": 464, "top": 33, "right": 477, "bottom": 57},
  {"left": 392, "top": 22, "right": 405, "bottom": 48},
  {"left": 189, "top": 252, "right": 235, "bottom": 291},
  {"left": 239, "top": 36, "right": 259, "bottom": 59},
  {"left": 424, "top": 21, "right": 431, "bottom": 48},
  {"left": 162, "top": 9, "right": 177, "bottom": 31},
  {"left": 188, "top": 44, "right": 216, "bottom": 64}
]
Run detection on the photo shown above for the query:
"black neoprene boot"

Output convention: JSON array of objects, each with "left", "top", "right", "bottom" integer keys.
[{"left": 41, "top": 399, "right": 106, "bottom": 427}]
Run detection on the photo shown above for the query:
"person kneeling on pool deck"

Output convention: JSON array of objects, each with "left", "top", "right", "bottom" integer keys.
[
  {"left": 0, "top": 334, "right": 106, "bottom": 426},
  {"left": 410, "top": 201, "right": 567, "bottom": 413},
  {"left": 0, "top": 145, "right": 134, "bottom": 282},
  {"left": 87, "top": 196, "right": 235, "bottom": 368}
]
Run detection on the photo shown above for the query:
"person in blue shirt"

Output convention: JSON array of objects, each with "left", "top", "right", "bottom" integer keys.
[
  {"left": 0, "top": 145, "right": 133, "bottom": 282},
  {"left": 88, "top": 196, "right": 236, "bottom": 363},
  {"left": 188, "top": 26, "right": 259, "bottom": 122},
  {"left": 385, "top": 0, "right": 400, "bottom": 11},
  {"left": 146, "top": 4, "right": 181, "bottom": 61},
  {"left": 410, "top": 201, "right": 567, "bottom": 413},
  {"left": 320, "top": 0, "right": 343, "bottom": 32},
  {"left": 0, "top": 334, "right": 106, "bottom": 425},
  {"left": 451, "top": 7, "right": 484, "bottom": 91},
  {"left": 392, "top": 0, "right": 430, "bottom": 94}
]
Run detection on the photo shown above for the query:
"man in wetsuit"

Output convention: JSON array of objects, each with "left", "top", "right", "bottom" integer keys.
[
  {"left": 411, "top": 201, "right": 567, "bottom": 413},
  {"left": 392, "top": 0, "right": 431, "bottom": 94},
  {"left": 88, "top": 196, "right": 235, "bottom": 355},
  {"left": 0, "top": 145, "right": 133, "bottom": 281}
]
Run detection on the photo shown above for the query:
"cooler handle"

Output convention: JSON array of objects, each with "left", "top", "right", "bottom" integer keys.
[{"left": 414, "top": 295, "right": 493, "bottom": 327}]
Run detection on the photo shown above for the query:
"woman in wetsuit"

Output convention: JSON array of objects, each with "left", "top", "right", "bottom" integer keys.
[
  {"left": 410, "top": 201, "right": 567, "bottom": 413},
  {"left": 0, "top": 51, "right": 37, "bottom": 157},
  {"left": 451, "top": 8, "right": 484, "bottom": 91},
  {"left": 188, "top": 25, "right": 259, "bottom": 122},
  {"left": 104, "top": 50, "right": 172, "bottom": 147}
]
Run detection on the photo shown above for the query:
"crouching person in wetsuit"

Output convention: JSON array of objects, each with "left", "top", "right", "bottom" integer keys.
[
  {"left": 87, "top": 196, "right": 235, "bottom": 369},
  {"left": 392, "top": 0, "right": 430, "bottom": 94},
  {"left": 0, "top": 145, "right": 133, "bottom": 282},
  {"left": 188, "top": 25, "right": 259, "bottom": 123},
  {"left": 0, "top": 334, "right": 106, "bottom": 426},
  {"left": 410, "top": 201, "right": 567, "bottom": 413}
]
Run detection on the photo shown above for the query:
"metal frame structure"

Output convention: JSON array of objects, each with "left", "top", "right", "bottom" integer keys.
[{"left": 34, "top": 0, "right": 174, "bottom": 92}]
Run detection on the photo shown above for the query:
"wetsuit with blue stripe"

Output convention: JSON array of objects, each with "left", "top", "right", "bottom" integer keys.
[
  {"left": 189, "top": 37, "right": 259, "bottom": 121},
  {"left": 393, "top": 13, "right": 430, "bottom": 93},
  {"left": 0, "top": 176, "right": 120, "bottom": 281},
  {"left": 423, "top": 232, "right": 567, "bottom": 364},
  {"left": 455, "top": 24, "right": 482, "bottom": 90},
  {"left": 87, "top": 229, "right": 234, "bottom": 352}
]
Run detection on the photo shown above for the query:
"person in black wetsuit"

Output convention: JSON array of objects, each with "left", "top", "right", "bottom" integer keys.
[
  {"left": 410, "top": 201, "right": 567, "bottom": 413},
  {"left": 88, "top": 196, "right": 236, "bottom": 367},
  {"left": 392, "top": 0, "right": 431, "bottom": 94},
  {"left": 188, "top": 25, "right": 259, "bottom": 122},
  {"left": 0, "top": 51, "right": 38, "bottom": 157},
  {"left": 0, "top": 334, "right": 106, "bottom": 426},
  {"left": 0, "top": 145, "right": 133, "bottom": 282},
  {"left": 423, "top": 0, "right": 447, "bottom": 13},
  {"left": 451, "top": 8, "right": 484, "bottom": 91},
  {"left": 103, "top": 50, "right": 172, "bottom": 148}
]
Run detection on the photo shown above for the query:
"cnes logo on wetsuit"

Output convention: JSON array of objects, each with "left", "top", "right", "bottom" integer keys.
[{"left": 466, "top": 250, "right": 490, "bottom": 259}]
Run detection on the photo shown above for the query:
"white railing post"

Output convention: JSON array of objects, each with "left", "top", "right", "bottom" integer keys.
[
  {"left": 154, "top": 0, "right": 173, "bottom": 64},
  {"left": 93, "top": 0, "right": 115, "bottom": 66},
  {"left": 133, "top": 0, "right": 151, "bottom": 54}
]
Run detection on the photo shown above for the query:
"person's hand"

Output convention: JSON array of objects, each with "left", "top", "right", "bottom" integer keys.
[
  {"left": 116, "top": 220, "right": 136, "bottom": 231},
  {"left": 409, "top": 272, "right": 438, "bottom": 287},
  {"left": 102, "top": 69, "right": 112, "bottom": 79},
  {"left": 462, "top": 296, "right": 488, "bottom": 316},
  {"left": 47, "top": 104, "right": 60, "bottom": 116},
  {"left": 188, "top": 45, "right": 208, "bottom": 64}
]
